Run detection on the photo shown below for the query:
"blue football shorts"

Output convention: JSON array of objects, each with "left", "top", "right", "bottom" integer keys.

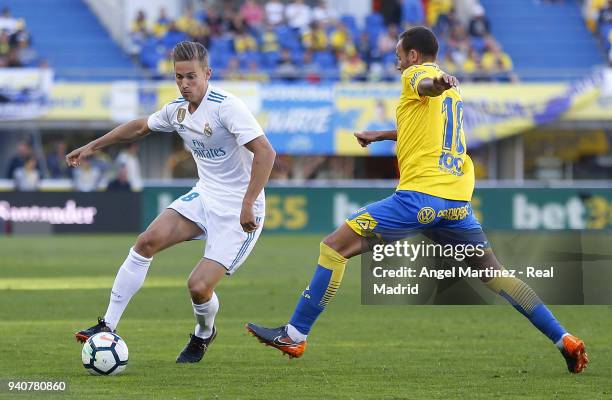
[{"left": 345, "top": 190, "right": 489, "bottom": 247}]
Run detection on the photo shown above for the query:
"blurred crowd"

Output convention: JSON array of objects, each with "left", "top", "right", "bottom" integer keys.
[
  {"left": 4, "top": 137, "right": 398, "bottom": 191},
  {"left": 0, "top": 7, "right": 40, "bottom": 68},
  {"left": 5, "top": 140, "right": 142, "bottom": 192},
  {"left": 130, "top": 0, "right": 516, "bottom": 82}
]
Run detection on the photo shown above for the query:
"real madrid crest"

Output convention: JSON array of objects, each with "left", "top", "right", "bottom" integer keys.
[
  {"left": 204, "top": 122, "right": 213, "bottom": 137},
  {"left": 177, "top": 108, "right": 186, "bottom": 123}
]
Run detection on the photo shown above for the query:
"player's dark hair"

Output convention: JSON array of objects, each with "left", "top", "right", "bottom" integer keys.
[
  {"left": 172, "top": 41, "right": 209, "bottom": 68},
  {"left": 399, "top": 26, "right": 438, "bottom": 58}
]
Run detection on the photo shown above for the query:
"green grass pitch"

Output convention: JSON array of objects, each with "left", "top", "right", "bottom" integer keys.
[{"left": 0, "top": 234, "right": 611, "bottom": 399}]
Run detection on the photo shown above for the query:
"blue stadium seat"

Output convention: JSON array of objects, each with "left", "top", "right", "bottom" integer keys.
[
  {"left": 2, "top": 0, "right": 139, "bottom": 80},
  {"left": 340, "top": 15, "right": 359, "bottom": 39},
  {"left": 313, "top": 51, "right": 336, "bottom": 69},
  {"left": 261, "top": 51, "right": 280, "bottom": 70},
  {"left": 481, "top": 0, "right": 605, "bottom": 80},
  {"left": 470, "top": 37, "right": 487, "bottom": 54}
]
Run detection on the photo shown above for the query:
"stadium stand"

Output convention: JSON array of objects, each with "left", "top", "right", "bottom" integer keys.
[
  {"left": 482, "top": 0, "right": 604, "bottom": 80},
  {"left": 0, "top": 6, "right": 37, "bottom": 67},
  {"left": 2, "top": 0, "right": 137, "bottom": 80},
  {"left": 127, "top": 0, "right": 524, "bottom": 82}
]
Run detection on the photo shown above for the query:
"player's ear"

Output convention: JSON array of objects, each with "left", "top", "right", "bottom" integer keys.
[
  {"left": 206, "top": 67, "right": 212, "bottom": 80},
  {"left": 408, "top": 49, "right": 418, "bottom": 64}
]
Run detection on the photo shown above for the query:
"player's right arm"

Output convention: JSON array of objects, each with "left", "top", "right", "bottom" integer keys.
[
  {"left": 417, "top": 74, "right": 458, "bottom": 97},
  {"left": 354, "top": 130, "right": 397, "bottom": 147},
  {"left": 66, "top": 118, "right": 151, "bottom": 167}
]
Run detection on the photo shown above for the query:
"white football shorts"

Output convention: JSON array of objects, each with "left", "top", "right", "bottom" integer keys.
[{"left": 167, "top": 187, "right": 264, "bottom": 275}]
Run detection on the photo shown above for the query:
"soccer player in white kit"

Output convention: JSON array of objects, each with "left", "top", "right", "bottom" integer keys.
[{"left": 67, "top": 41, "right": 276, "bottom": 363}]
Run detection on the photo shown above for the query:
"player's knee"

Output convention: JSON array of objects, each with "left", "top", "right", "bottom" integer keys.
[
  {"left": 187, "top": 277, "right": 214, "bottom": 301},
  {"left": 134, "top": 230, "right": 161, "bottom": 258},
  {"left": 322, "top": 234, "right": 344, "bottom": 256}
]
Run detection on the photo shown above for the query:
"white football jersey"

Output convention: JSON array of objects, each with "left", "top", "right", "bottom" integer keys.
[{"left": 147, "top": 84, "right": 265, "bottom": 213}]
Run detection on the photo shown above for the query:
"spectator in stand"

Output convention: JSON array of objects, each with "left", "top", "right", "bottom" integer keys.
[
  {"left": 176, "top": 7, "right": 201, "bottom": 37},
  {"left": 6, "top": 141, "right": 34, "bottom": 179},
  {"left": 447, "top": 23, "right": 471, "bottom": 66},
  {"left": 228, "top": 12, "right": 247, "bottom": 34},
  {"left": 191, "top": 24, "right": 211, "bottom": 48},
  {"left": 401, "top": 0, "right": 425, "bottom": 26},
  {"left": 157, "top": 49, "right": 174, "bottom": 78},
  {"left": 73, "top": 158, "right": 103, "bottom": 192},
  {"left": 0, "top": 7, "right": 18, "bottom": 33},
  {"left": 468, "top": 4, "right": 491, "bottom": 38},
  {"left": 47, "top": 141, "right": 71, "bottom": 179},
  {"left": 221, "top": 3, "right": 238, "bottom": 31},
  {"left": 107, "top": 164, "right": 132, "bottom": 192},
  {"left": 13, "top": 157, "right": 40, "bottom": 191},
  {"left": 6, "top": 47, "right": 22, "bottom": 67},
  {"left": 428, "top": 0, "right": 454, "bottom": 34},
  {"left": 132, "top": 10, "right": 148, "bottom": 33},
  {"left": 115, "top": 142, "right": 143, "bottom": 191},
  {"left": 379, "top": 0, "right": 402, "bottom": 26},
  {"left": 244, "top": 59, "right": 269, "bottom": 81},
  {"left": 481, "top": 39, "right": 517, "bottom": 82},
  {"left": 276, "top": 48, "right": 299, "bottom": 81},
  {"left": 357, "top": 31, "right": 373, "bottom": 65},
  {"left": 240, "top": 0, "right": 264, "bottom": 28},
  {"left": 598, "top": 0, "right": 612, "bottom": 39},
  {"left": 0, "top": 30, "right": 10, "bottom": 60},
  {"left": 302, "top": 21, "right": 329, "bottom": 52},
  {"left": 234, "top": 27, "right": 258, "bottom": 53},
  {"left": 312, "top": 0, "right": 337, "bottom": 27},
  {"left": 302, "top": 50, "right": 321, "bottom": 83},
  {"left": 285, "top": 0, "right": 313, "bottom": 33},
  {"left": 15, "top": 36, "right": 36, "bottom": 66},
  {"left": 339, "top": 50, "right": 367, "bottom": 81},
  {"left": 205, "top": 6, "right": 226, "bottom": 37},
  {"left": 9, "top": 19, "right": 30, "bottom": 48},
  {"left": 261, "top": 23, "right": 280, "bottom": 53},
  {"left": 377, "top": 24, "right": 399, "bottom": 58},
  {"left": 223, "top": 57, "right": 242, "bottom": 80},
  {"left": 153, "top": 7, "right": 172, "bottom": 37},
  {"left": 460, "top": 48, "right": 485, "bottom": 81},
  {"left": 265, "top": 0, "right": 285, "bottom": 26},
  {"left": 330, "top": 21, "right": 355, "bottom": 56}
]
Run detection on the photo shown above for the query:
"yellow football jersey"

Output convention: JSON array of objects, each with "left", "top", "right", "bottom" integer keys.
[{"left": 395, "top": 63, "right": 474, "bottom": 201}]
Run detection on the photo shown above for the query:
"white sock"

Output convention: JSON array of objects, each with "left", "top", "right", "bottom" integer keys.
[
  {"left": 193, "top": 292, "right": 219, "bottom": 339},
  {"left": 103, "top": 247, "right": 152, "bottom": 331},
  {"left": 286, "top": 323, "right": 307, "bottom": 342},
  {"left": 556, "top": 333, "right": 570, "bottom": 350}
]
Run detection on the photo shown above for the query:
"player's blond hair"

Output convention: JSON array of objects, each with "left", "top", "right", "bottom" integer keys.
[{"left": 172, "top": 41, "right": 208, "bottom": 69}]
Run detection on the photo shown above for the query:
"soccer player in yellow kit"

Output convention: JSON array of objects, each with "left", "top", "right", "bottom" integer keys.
[{"left": 247, "top": 27, "right": 588, "bottom": 373}]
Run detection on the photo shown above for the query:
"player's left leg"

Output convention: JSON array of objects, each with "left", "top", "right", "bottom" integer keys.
[
  {"left": 176, "top": 258, "right": 226, "bottom": 363},
  {"left": 177, "top": 213, "right": 265, "bottom": 363},
  {"left": 441, "top": 201, "right": 589, "bottom": 373},
  {"left": 466, "top": 249, "right": 588, "bottom": 373}
]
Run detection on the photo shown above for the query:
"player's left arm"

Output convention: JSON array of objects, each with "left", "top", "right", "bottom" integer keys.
[
  {"left": 241, "top": 136, "right": 276, "bottom": 232},
  {"left": 417, "top": 74, "right": 459, "bottom": 97}
]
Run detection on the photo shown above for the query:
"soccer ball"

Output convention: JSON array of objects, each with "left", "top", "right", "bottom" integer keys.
[{"left": 81, "top": 332, "right": 128, "bottom": 375}]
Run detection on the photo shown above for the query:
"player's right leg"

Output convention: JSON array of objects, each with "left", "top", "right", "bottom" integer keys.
[
  {"left": 246, "top": 222, "right": 369, "bottom": 358},
  {"left": 75, "top": 209, "right": 203, "bottom": 342}
]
